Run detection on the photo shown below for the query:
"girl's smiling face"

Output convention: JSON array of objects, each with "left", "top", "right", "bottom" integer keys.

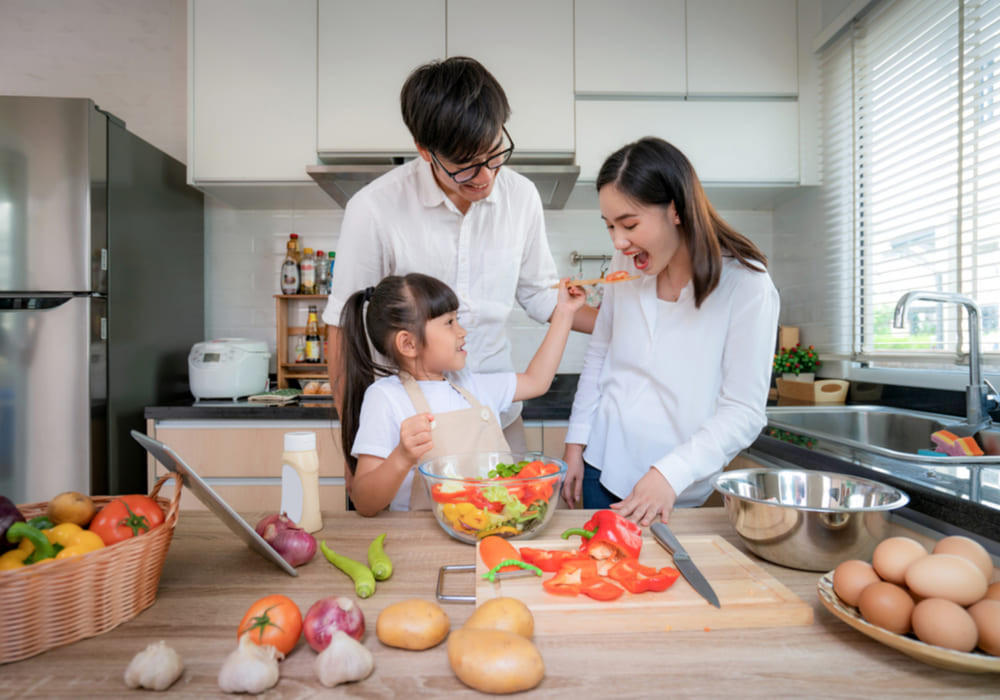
[
  {"left": 599, "top": 184, "right": 685, "bottom": 278},
  {"left": 415, "top": 310, "right": 467, "bottom": 378}
]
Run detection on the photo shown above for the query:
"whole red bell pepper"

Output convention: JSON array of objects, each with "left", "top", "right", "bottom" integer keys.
[
  {"left": 607, "top": 557, "right": 681, "bottom": 594},
  {"left": 560, "top": 510, "right": 642, "bottom": 562}
]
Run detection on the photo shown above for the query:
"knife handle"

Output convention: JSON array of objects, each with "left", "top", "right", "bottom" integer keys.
[{"left": 650, "top": 522, "right": 686, "bottom": 557}]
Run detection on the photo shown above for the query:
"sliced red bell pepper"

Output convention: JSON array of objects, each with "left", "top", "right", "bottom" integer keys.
[
  {"left": 542, "top": 559, "right": 599, "bottom": 596},
  {"left": 581, "top": 578, "right": 624, "bottom": 601},
  {"left": 561, "top": 510, "right": 643, "bottom": 562},
  {"left": 430, "top": 482, "right": 475, "bottom": 503},
  {"left": 519, "top": 547, "right": 590, "bottom": 573},
  {"left": 607, "top": 557, "right": 681, "bottom": 594}
]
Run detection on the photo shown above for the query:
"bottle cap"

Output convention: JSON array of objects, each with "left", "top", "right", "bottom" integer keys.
[
  {"left": 316, "top": 250, "right": 324, "bottom": 257},
  {"left": 290, "top": 233, "right": 299, "bottom": 239},
  {"left": 330, "top": 252, "right": 336, "bottom": 258},
  {"left": 284, "top": 431, "right": 316, "bottom": 452},
  {"left": 304, "top": 247, "right": 313, "bottom": 255}
]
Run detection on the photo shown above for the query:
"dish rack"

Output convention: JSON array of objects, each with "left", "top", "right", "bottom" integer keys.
[{"left": 0, "top": 474, "right": 181, "bottom": 664}]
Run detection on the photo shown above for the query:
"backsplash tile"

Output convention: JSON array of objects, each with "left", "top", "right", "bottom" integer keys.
[{"left": 204, "top": 200, "right": 774, "bottom": 374}]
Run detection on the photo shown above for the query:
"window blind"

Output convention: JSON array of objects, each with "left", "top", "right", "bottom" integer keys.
[{"left": 822, "top": 0, "right": 1000, "bottom": 369}]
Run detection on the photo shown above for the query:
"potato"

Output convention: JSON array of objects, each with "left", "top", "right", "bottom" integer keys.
[
  {"left": 447, "top": 628, "right": 544, "bottom": 694},
  {"left": 463, "top": 597, "right": 534, "bottom": 639},
  {"left": 376, "top": 599, "right": 450, "bottom": 650}
]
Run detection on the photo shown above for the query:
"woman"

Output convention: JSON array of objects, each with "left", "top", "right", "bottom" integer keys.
[{"left": 562, "top": 137, "right": 779, "bottom": 525}]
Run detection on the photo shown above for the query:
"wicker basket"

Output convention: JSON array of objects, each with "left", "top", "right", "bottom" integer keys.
[{"left": 0, "top": 474, "right": 181, "bottom": 664}]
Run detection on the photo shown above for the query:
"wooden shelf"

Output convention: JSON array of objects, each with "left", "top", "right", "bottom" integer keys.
[{"left": 274, "top": 295, "right": 331, "bottom": 389}]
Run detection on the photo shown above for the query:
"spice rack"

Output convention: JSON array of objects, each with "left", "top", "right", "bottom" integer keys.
[{"left": 275, "top": 294, "right": 328, "bottom": 389}]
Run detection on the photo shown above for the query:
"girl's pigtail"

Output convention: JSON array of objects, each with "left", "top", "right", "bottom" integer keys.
[{"left": 339, "top": 290, "right": 375, "bottom": 475}]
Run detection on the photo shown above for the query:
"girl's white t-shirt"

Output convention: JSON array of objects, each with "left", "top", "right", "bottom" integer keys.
[{"left": 352, "top": 368, "right": 517, "bottom": 511}]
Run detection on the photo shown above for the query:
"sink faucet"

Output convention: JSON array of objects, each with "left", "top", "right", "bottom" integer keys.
[{"left": 893, "top": 291, "right": 997, "bottom": 431}]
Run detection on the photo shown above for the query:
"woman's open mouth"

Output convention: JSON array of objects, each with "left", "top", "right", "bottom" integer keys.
[{"left": 632, "top": 251, "right": 650, "bottom": 271}]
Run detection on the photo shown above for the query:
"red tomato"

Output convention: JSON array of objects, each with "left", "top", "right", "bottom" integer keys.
[
  {"left": 88, "top": 495, "right": 165, "bottom": 546},
  {"left": 238, "top": 594, "right": 303, "bottom": 656}
]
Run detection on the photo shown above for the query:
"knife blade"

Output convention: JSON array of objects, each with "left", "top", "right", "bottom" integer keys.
[{"left": 650, "top": 522, "right": 721, "bottom": 608}]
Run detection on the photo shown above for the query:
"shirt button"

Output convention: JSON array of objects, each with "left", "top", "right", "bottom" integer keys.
[{"left": 481, "top": 408, "right": 490, "bottom": 422}]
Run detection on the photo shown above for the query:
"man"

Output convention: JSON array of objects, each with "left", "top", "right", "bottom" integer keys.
[{"left": 324, "top": 56, "right": 596, "bottom": 480}]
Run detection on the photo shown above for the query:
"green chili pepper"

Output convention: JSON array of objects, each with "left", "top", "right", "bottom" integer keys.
[
  {"left": 482, "top": 559, "right": 543, "bottom": 583},
  {"left": 320, "top": 541, "right": 376, "bottom": 598},
  {"left": 367, "top": 533, "right": 392, "bottom": 581},
  {"left": 6, "top": 521, "right": 58, "bottom": 564}
]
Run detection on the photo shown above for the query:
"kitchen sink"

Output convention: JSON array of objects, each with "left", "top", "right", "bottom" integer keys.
[{"left": 765, "top": 405, "right": 1000, "bottom": 504}]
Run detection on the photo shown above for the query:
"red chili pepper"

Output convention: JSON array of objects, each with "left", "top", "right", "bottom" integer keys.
[
  {"left": 560, "top": 510, "right": 643, "bottom": 562},
  {"left": 607, "top": 557, "right": 681, "bottom": 594},
  {"left": 519, "top": 547, "right": 590, "bottom": 573}
]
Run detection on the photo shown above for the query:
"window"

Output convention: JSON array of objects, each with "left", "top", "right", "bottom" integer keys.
[{"left": 822, "top": 0, "right": 1000, "bottom": 368}]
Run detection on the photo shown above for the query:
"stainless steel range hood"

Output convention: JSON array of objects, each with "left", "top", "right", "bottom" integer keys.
[{"left": 307, "top": 161, "right": 580, "bottom": 209}]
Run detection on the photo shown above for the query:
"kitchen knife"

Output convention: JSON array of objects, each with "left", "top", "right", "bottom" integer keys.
[{"left": 650, "top": 522, "right": 721, "bottom": 608}]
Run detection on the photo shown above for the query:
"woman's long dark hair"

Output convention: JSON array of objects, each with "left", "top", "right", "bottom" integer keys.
[
  {"left": 338, "top": 273, "right": 459, "bottom": 474},
  {"left": 596, "top": 137, "right": 767, "bottom": 307}
]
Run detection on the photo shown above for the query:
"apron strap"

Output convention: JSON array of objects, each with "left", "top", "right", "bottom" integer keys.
[{"left": 398, "top": 370, "right": 488, "bottom": 415}]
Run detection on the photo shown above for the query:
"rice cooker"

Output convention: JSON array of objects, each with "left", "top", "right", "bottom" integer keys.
[{"left": 188, "top": 338, "right": 270, "bottom": 400}]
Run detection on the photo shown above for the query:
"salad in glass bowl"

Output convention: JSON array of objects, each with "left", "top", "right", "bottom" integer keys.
[{"left": 417, "top": 452, "right": 567, "bottom": 544}]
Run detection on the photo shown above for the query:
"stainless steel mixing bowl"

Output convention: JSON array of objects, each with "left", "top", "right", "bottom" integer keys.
[{"left": 713, "top": 468, "right": 910, "bottom": 571}]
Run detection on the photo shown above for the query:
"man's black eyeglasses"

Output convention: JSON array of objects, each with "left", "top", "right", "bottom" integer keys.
[{"left": 429, "top": 127, "right": 514, "bottom": 184}]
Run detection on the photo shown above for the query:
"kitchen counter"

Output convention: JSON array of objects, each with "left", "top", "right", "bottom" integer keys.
[{"left": 4, "top": 508, "right": 997, "bottom": 697}]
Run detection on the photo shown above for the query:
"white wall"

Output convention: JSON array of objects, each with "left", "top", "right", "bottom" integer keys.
[
  {"left": 204, "top": 198, "right": 774, "bottom": 374},
  {"left": 0, "top": 0, "right": 188, "bottom": 163}
]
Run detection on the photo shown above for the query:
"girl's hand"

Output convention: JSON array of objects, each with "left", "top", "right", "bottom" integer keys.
[
  {"left": 399, "top": 412, "right": 435, "bottom": 464},
  {"left": 610, "top": 468, "right": 677, "bottom": 526},
  {"left": 554, "top": 278, "right": 587, "bottom": 319},
  {"left": 561, "top": 444, "right": 585, "bottom": 508}
]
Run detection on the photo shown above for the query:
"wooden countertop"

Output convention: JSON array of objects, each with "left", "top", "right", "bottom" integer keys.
[{"left": 4, "top": 508, "right": 997, "bottom": 697}]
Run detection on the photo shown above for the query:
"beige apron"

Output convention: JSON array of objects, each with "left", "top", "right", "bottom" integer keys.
[{"left": 399, "top": 372, "right": 511, "bottom": 510}]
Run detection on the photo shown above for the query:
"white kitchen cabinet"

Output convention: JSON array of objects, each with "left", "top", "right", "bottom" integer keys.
[
  {"left": 447, "top": 0, "right": 574, "bottom": 156},
  {"left": 188, "top": 0, "right": 317, "bottom": 182},
  {"left": 686, "top": 0, "right": 798, "bottom": 95},
  {"left": 316, "top": 0, "right": 445, "bottom": 157},
  {"left": 576, "top": 99, "right": 799, "bottom": 183},
  {"left": 574, "top": 0, "right": 686, "bottom": 95}
]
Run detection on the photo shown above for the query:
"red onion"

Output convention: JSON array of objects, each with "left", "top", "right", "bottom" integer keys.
[
  {"left": 255, "top": 512, "right": 317, "bottom": 567},
  {"left": 303, "top": 596, "right": 365, "bottom": 651}
]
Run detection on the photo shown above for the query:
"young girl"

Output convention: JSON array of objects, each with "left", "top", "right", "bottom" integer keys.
[
  {"left": 562, "top": 137, "right": 779, "bottom": 526},
  {"left": 340, "top": 272, "right": 584, "bottom": 515}
]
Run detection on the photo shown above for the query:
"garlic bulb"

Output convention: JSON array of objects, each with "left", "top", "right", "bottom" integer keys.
[
  {"left": 217, "top": 634, "right": 284, "bottom": 694},
  {"left": 123, "top": 640, "right": 184, "bottom": 691},
  {"left": 315, "top": 631, "right": 375, "bottom": 687}
]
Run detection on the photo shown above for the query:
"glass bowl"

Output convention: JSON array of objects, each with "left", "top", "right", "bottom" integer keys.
[{"left": 417, "top": 452, "right": 567, "bottom": 544}]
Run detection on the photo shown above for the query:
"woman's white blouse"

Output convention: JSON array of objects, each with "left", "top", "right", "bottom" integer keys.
[{"left": 565, "top": 255, "right": 780, "bottom": 507}]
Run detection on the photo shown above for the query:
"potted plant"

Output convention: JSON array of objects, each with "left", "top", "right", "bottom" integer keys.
[{"left": 773, "top": 344, "right": 821, "bottom": 382}]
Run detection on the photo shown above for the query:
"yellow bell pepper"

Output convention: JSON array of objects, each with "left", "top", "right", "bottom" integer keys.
[{"left": 0, "top": 549, "right": 29, "bottom": 570}]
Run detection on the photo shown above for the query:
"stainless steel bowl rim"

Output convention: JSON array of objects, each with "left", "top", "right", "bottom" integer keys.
[{"left": 712, "top": 467, "right": 910, "bottom": 513}]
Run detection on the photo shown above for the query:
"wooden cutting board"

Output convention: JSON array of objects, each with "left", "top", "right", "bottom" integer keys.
[{"left": 475, "top": 535, "right": 813, "bottom": 635}]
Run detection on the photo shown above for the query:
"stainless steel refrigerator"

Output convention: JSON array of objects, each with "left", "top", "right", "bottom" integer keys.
[{"left": 0, "top": 96, "right": 204, "bottom": 502}]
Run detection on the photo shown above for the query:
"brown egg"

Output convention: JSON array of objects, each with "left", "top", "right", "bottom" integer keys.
[
  {"left": 858, "top": 581, "right": 914, "bottom": 635},
  {"left": 985, "top": 582, "right": 1000, "bottom": 601},
  {"left": 910, "top": 598, "right": 978, "bottom": 652},
  {"left": 933, "top": 536, "right": 995, "bottom": 582},
  {"left": 872, "top": 537, "right": 927, "bottom": 584},
  {"left": 905, "top": 553, "right": 989, "bottom": 606},
  {"left": 968, "top": 599, "right": 1000, "bottom": 656},
  {"left": 833, "top": 559, "right": 882, "bottom": 607}
]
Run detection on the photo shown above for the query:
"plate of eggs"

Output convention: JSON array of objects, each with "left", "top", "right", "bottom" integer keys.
[{"left": 818, "top": 535, "right": 1000, "bottom": 673}]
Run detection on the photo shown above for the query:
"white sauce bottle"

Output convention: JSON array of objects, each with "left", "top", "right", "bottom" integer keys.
[{"left": 279, "top": 431, "right": 322, "bottom": 533}]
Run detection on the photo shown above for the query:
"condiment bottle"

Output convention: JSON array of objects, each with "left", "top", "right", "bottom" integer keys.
[
  {"left": 315, "top": 249, "right": 330, "bottom": 294},
  {"left": 288, "top": 233, "right": 302, "bottom": 263},
  {"left": 280, "top": 241, "right": 300, "bottom": 295},
  {"left": 279, "top": 431, "right": 322, "bottom": 533},
  {"left": 304, "top": 305, "right": 321, "bottom": 363},
  {"left": 299, "top": 248, "right": 317, "bottom": 295}
]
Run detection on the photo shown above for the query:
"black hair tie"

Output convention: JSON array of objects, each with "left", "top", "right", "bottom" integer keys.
[{"left": 363, "top": 286, "right": 375, "bottom": 302}]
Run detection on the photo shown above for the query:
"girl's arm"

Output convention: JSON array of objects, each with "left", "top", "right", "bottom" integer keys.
[
  {"left": 350, "top": 413, "right": 435, "bottom": 516},
  {"left": 513, "top": 280, "right": 586, "bottom": 402}
]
